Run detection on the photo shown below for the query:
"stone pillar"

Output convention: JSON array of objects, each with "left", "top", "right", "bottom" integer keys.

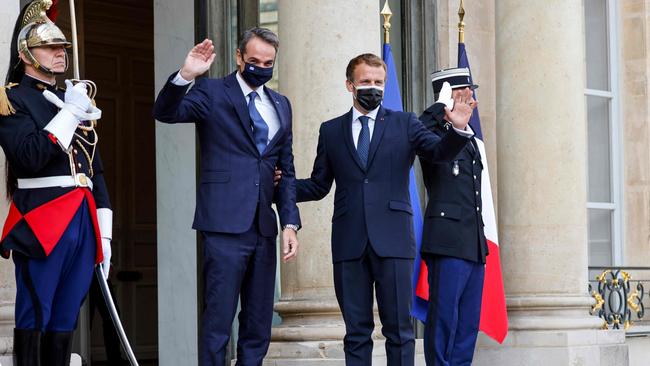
[
  {"left": 0, "top": 0, "right": 19, "bottom": 358},
  {"left": 154, "top": 0, "right": 198, "bottom": 365},
  {"left": 475, "top": 1, "right": 628, "bottom": 365},
  {"left": 266, "top": 1, "right": 379, "bottom": 364}
]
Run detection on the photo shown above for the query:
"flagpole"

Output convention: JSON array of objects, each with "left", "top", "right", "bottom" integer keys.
[
  {"left": 458, "top": 0, "right": 465, "bottom": 44},
  {"left": 380, "top": 1, "right": 392, "bottom": 44}
]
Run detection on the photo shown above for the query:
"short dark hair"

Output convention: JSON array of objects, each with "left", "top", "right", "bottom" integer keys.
[
  {"left": 238, "top": 27, "right": 279, "bottom": 54},
  {"left": 345, "top": 53, "right": 386, "bottom": 82}
]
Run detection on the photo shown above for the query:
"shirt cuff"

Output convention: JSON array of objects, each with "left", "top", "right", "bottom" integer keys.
[
  {"left": 171, "top": 71, "right": 193, "bottom": 86},
  {"left": 453, "top": 126, "right": 475, "bottom": 138}
]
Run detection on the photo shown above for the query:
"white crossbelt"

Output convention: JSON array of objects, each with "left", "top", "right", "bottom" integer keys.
[{"left": 17, "top": 173, "right": 93, "bottom": 190}]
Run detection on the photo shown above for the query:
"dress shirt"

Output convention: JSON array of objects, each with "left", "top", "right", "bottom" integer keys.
[
  {"left": 171, "top": 71, "right": 281, "bottom": 142},
  {"left": 351, "top": 106, "right": 379, "bottom": 148}
]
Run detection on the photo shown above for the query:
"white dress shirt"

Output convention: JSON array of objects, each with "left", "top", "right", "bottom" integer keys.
[
  {"left": 351, "top": 106, "right": 379, "bottom": 148},
  {"left": 171, "top": 71, "right": 281, "bottom": 143}
]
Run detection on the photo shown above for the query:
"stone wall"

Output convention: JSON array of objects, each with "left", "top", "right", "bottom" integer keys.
[
  {"left": 0, "top": 0, "right": 19, "bottom": 354},
  {"left": 620, "top": 0, "right": 650, "bottom": 266}
]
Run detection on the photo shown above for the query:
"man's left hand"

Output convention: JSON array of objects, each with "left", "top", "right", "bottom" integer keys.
[
  {"left": 274, "top": 168, "right": 282, "bottom": 187},
  {"left": 282, "top": 228, "right": 299, "bottom": 262},
  {"left": 445, "top": 88, "right": 475, "bottom": 130}
]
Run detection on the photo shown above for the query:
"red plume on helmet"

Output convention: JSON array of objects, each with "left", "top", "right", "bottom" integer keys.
[{"left": 46, "top": 0, "right": 59, "bottom": 22}]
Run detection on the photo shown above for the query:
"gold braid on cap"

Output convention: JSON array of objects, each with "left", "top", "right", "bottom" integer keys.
[{"left": 21, "top": 0, "right": 53, "bottom": 27}]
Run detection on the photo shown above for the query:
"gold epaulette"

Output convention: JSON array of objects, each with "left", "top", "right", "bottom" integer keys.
[{"left": 0, "top": 83, "right": 18, "bottom": 116}]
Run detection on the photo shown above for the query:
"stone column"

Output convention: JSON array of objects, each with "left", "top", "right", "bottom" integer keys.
[
  {"left": 266, "top": 1, "right": 379, "bottom": 364},
  {"left": 154, "top": 0, "right": 198, "bottom": 365},
  {"left": 475, "top": 1, "right": 628, "bottom": 365},
  {"left": 0, "top": 0, "right": 19, "bottom": 359}
]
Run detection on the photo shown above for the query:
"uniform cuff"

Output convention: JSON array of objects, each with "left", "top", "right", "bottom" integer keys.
[
  {"left": 97, "top": 208, "right": 113, "bottom": 240},
  {"left": 43, "top": 108, "right": 79, "bottom": 150}
]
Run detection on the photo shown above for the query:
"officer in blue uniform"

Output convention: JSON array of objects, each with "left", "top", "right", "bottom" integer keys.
[
  {"left": 0, "top": 1, "right": 112, "bottom": 365},
  {"left": 418, "top": 68, "right": 487, "bottom": 366}
]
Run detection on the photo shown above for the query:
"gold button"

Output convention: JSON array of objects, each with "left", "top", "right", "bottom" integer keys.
[
  {"left": 73, "top": 149, "right": 78, "bottom": 154},
  {"left": 79, "top": 175, "right": 88, "bottom": 185},
  {"left": 77, "top": 163, "right": 82, "bottom": 168}
]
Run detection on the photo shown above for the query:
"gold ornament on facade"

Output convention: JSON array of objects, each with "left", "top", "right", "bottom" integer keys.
[{"left": 589, "top": 269, "right": 646, "bottom": 330}]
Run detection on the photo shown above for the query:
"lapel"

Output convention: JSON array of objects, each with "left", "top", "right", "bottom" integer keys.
[
  {"left": 366, "top": 107, "right": 388, "bottom": 169},
  {"left": 341, "top": 109, "right": 366, "bottom": 172},
  {"left": 467, "top": 136, "right": 480, "bottom": 159},
  {"left": 223, "top": 72, "right": 256, "bottom": 148},
  {"left": 263, "top": 87, "right": 286, "bottom": 155}
]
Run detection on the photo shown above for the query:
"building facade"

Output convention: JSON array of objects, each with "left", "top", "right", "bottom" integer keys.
[{"left": 1, "top": 0, "right": 649, "bottom": 365}]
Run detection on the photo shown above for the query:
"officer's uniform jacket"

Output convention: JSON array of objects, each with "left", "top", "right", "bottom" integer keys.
[
  {"left": 0, "top": 75, "right": 109, "bottom": 261},
  {"left": 419, "top": 103, "right": 488, "bottom": 263}
]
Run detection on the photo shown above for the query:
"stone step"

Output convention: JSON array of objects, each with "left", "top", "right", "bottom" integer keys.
[{"left": 0, "top": 353, "right": 82, "bottom": 365}]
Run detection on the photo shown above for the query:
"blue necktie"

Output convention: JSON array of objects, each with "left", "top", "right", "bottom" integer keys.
[
  {"left": 357, "top": 115, "right": 370, "bottom": 167},
  {"left": 248, "top": 91, "right": 269, "bottom": 154}
]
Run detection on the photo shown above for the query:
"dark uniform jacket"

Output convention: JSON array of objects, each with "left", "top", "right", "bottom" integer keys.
[
  {"left": 0, "top": 75, "right": 110, "bottom": 258},
  {"left": 419, "top": 103, "right": 488, "bottom": 263},
  {"left": 297, "top": 106, "right": 468, "bottom": 263}
]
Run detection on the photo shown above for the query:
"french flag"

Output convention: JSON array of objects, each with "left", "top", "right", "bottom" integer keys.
[{"left": 411, "top": 42, "right": 508, "bottom": 344}]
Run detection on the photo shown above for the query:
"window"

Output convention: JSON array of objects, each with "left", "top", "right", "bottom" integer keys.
[{"left": 584, "top": 0, "right": 622, "bottom": 266}]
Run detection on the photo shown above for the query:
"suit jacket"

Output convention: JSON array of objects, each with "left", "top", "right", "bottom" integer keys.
[
  {"left": 419, "top": 103, "right": 488, "bottom": 263},
  {"left": 0, "top": 75, "right": 110, "bottom": 258},
  {"left": 297, "top": 106, "right": 467, "bottom": 263},
  {"left": 153, "top": 71, "right": 300, "bottom": 237}
]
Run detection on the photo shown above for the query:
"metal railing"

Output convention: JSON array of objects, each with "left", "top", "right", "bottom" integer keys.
[{"left": 588, "top": 266, "right": 648, "bottom": 331}]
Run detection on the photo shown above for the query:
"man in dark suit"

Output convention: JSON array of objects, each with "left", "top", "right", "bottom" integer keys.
[
  {"left": 296, "top": 54, "right": 475, "bottom": 366},
  {"left": 152, "top": 28, "right": 301, "bottom": 366},
  {"left": 419, "top": 67, "right": 487, "bottom": 366}
]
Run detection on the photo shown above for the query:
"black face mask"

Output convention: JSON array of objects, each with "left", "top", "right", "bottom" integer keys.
[
  {"left": 240, "top": 62, "right": 274, "bottom": 87},
  {"left": 354, "top": 86, "right": 384, "bottom": 111}
]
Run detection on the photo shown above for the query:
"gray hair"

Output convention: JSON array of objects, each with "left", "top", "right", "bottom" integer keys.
[{"left": 238, "top": 27, "right": 279, "bottom": 54}]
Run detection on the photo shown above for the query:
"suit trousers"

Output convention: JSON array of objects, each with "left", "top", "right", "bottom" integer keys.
[
  {"left": 423, "top": 255, "right": 484, "bottom": 366},
  {"left": 333, "top": 245, "right": 415, "bottom": 366},
  {"left": 199, "top": 221, "right": 277, "bottom": 366}
]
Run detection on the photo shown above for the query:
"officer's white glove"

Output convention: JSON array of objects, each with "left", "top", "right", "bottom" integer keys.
[
  {"left": 97, "top": 208, "right": 113, "bottom": 280},
  {"left": 43, "top": 80, "right": 101, "bottom": 149},
  {"left": 436, "top": 81, "right": 454, "bottom": 110},
  {"left": 101, "top": 238, "right": 111, "bottom": 280},
  {"left": 63, "top": 80, "right": 92, "bottom": 116}
]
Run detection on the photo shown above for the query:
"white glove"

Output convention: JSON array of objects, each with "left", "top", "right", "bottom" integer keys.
[
  {"left": 436, "top": 81, "right": 454, "bottom": 110},
  {"left": 63, "top": 80, "right": 92, "bottom": 116},
  {"left": 43, "top": 80, "right": 102, "bottom": 149},
  {"left": 97, "top": 208, "right": 113, "bottom": 280},
  {"left": 101, "top": 238, "right": 111, "bottom": 279}
]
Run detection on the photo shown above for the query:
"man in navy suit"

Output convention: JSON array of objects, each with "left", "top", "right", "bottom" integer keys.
[
  {"left": 419, "top": 68, "right": 486, "bottom": 366},
  {"left": 153, "top": 28, "right": 301, "bottom": 366},
  {"left": 296, "top": 54, "right": 476, "bottom": 366}
]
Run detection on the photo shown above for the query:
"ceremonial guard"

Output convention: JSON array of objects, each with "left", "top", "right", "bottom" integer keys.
[
  {"left": 0, "top": 1, "right": 112, "bottom": 364},
  {"left": 419, "top": 68, "right": 487, "bottom": 365}
]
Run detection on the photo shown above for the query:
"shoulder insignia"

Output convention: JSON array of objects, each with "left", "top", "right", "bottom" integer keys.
[{"left": 0, "top": 83, "right": 19, "bottom": 116}]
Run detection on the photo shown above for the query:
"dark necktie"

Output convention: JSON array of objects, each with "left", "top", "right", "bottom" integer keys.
[
  {"left": 357, "top": 115, "right": 370, "bottom": 167},
  {"left": 248, "top": 91, "right": 269, "bottom": 154}
]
